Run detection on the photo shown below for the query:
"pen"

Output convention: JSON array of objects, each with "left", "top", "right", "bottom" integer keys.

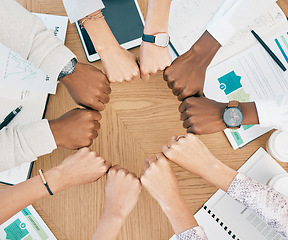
[
  {"left": 251, "top": 30, "right": 286, "bottom": 71},
  {"left": 0, "top": 105, "right": 23, "bottom": 130}
]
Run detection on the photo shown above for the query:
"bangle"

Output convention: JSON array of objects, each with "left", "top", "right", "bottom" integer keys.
[
  {"left": 39, "top": 169, "right": 54, "bottom": 196},
  {"left": 79, "top": 11, "right": 105, "bottom": 29}
]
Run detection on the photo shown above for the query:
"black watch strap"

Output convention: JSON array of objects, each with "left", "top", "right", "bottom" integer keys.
[{"left": 142, "top": 34, "right": 155, "bottom": 43}]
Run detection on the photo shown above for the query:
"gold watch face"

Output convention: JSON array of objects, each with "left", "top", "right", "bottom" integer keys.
[{"left": 223, "top": 107, "right": 243, "bottom": 128}]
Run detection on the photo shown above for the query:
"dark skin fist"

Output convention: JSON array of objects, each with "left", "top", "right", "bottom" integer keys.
[
  {"left": 179, "top": 97, "right": 260, "bottom": 135},
  {"left": 60, "top": 62, "right": 111, "bottom": 111},
  {"left": 163, "top": 31, "right": 221, "bottom": 101},
  {"left": 49, "top": 108, "right": 102, "bottom": 149},
  {"left": 179, "top": 97, "right": 227, "bottom": 134}
]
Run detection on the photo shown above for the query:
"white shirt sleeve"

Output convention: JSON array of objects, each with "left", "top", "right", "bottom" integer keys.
[
  {"left": 62, "top": 0, "right": 105, "bottom": 23},
  {"left": 254, "top": 94, "right": 288, "bottom": 131},
  {"left": 0, "top": 120, "right": 57, "bottom": 172},
  {"left": 0, "top": 0, "right": 76, "bottom": 82},
  {"left": 206, "top": 0, "right": 277, "bottom": 46}
]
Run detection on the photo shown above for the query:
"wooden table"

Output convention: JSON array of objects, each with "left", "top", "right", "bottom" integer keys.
[{"left": 7, "top": 1, "right": 288, "bottom": 239}]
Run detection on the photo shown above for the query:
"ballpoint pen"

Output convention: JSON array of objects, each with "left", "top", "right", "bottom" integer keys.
[
  {"left": 251, "top": 30, "right": 286, "bottom": 71},
  {"left": 0, "top": 105, "right": 23, "bottom": 130}
]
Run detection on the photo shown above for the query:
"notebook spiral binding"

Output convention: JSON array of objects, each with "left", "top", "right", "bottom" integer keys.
[{"left": 203, "top": 205, "right": 240, "bottom": 240}]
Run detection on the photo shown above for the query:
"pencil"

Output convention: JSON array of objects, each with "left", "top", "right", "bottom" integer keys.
[{"left": 251, "top": 30, "right": 286, "bottom": 72}]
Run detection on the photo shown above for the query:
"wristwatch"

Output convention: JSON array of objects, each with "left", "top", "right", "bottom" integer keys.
[
  {"left": 58, "top": 58, "right": 77, "bottom": 80},
  {"left": 142, "top": 33, "right": 170, "bottom": 47},
  {"left": 222, "top": 101, "right": 243, "bottom": 129}
]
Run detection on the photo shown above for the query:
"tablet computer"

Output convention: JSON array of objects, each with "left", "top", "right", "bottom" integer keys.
[{"left": 75, "top": 0, "right": 145, "bottom": 62}]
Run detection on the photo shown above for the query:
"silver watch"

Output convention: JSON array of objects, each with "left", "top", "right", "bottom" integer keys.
[{"left": 58, "top": 58, "right": 77, "bottom": 80}]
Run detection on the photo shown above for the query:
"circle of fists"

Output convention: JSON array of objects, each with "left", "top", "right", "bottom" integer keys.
[{"left": 59, "top": 134, "right": 215, "bottom": 223}]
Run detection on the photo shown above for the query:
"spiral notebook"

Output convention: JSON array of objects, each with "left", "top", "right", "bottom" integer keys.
[{"left": 170, "top": 148, "right": 287, "bottom": 240}]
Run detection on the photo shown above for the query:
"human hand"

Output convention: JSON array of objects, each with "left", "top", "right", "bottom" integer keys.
[
  {"left": 140, "top": 153, "right": 199, "bottom": 234},
  {"left": 162, "top": 134, "right": 218, "bottom": 177},
  {"left": 104, "top": 166, "right": 141, "bottom": 220},
  {"left": 163, "top": 31, "right": 221, "bottom": 100},
  {"left": 100, "top": 46, "right": 140, "bottom": 83},
  {"left": 60, "top": 62, "right": 111, "bottom": 111},
  {"left": 53, "top": 148, "right": 111, "bottom": 191},
  {"left": 162, "top": 134, "right": 237, "bottom": 191},
  {"left": 140, "top": 153, "right": 182, "bottom": 210},
  {"left": 49, "top": 108, "right": 101, "bottom": 149},
  {"left": 139, "top": 41, "right": 172, "bottom": 81},
  {"left": 179, "top": 97, "right": 227, "bottom": 134}
]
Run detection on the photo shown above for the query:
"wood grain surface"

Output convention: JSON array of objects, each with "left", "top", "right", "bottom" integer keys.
[{"left": 5, "top": 1, "right": 288, "bottom": 239}]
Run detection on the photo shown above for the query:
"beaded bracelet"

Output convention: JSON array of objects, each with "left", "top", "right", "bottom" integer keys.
[
  {"left": 39, "top": 169, "right": 54, "bottom": 196},
  {"left": 79, "top": 11, "right": 105, "bottom": 29}
]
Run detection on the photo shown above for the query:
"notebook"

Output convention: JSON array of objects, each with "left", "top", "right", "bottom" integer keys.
[
  {"left": 170, "top": 148, "right": 287, "bottom": 240},
  {"left": 204, "top": 23, "right": 288, "bottom": 149},
  {"left": 0, "top": 13, "right": 69, "bottom": 185},
  {"left": 75, "top": 0, "right": 144, "bottom": 62},
  {"left": 168, "top": 0, "right": 287, "bottom": 67},
  {"left": 0, "top": 205, "right": 57, "bottom": 240}
]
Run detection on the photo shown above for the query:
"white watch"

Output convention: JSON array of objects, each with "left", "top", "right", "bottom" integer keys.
[{"left": 142, "top": 33, "right": 170, "bottom": 47}]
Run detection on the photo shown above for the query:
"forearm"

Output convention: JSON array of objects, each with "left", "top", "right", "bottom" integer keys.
[
  {"left": 0, "top": 120, "right": 57, "bottom": 172},
  {"left": 83, "top": 12, "right": 119, "bottom": 55},
  {"left": 0, "top": 167, "right": 67, "bottom": 224},
  {"left": 200, "top": 157, "right": 237, "bottom": 192},
  {"left": 144, "top": 0, "right": 171, "bottom": 33},
  {"left": 189, "top": 31, "right": 221, "bottom": 68},
  {"left": 161, "top": 195, "right": 198, "bottom": 235},
  {"left": 0, "top": 0, "right": 75, "bottom": 82},
  {"left": 240, "top": 102, "right": 259, "bottom": 125},
  {"left": 92, "top": 209, "right": 124, "bottom": 240}
]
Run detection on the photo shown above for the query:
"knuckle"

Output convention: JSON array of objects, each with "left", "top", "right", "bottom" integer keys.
[{"left": 95, "top": 112, "right": 102, "bottom": 121}]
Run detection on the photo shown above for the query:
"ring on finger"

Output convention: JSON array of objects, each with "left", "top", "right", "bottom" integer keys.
[{"left": 176, "top": 135, "right": 186, "bottom": 141}]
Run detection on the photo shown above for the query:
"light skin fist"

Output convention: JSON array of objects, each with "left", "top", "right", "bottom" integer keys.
[
  {"left": 140, "top": 153, "right": 199, "bottom": 234},
  {"left": 140, "top": 153, "right": 182, "bottom": 210},
  {"left": 162, "top": 134, "right": 237, "bottom": 191},
  {"left": 60, "top": 62, "right": 111, "bottom": 111},
  {"left": 104, "top": 166, "right": 142, "bottom": 220},
  {"left": 54, "top": 148, "right": 111, "bottom": 189},
  {"left": 162, "top": 134, "right": 218, "bottom": 178},
  {"left": 100, "top": 46, "right": 140, "bottom": 83},
  {"left": 179, "top": 97, "right": 227, "bottom": 134},
  {"left": 163, "top": 31, "right": 221, "bottom": 100},
  {"left": 139, "top": 41, "right": 172, "bottom": 81},
  {"left": 49, "top": 108, "right": 102, "bottom": 149},
  {"left": 92, "top": 166, "right": 141, "bottom": 240}
]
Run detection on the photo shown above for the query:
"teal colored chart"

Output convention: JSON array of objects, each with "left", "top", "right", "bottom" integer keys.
[
  {"left": 4, "top": 51, "right": 37, "bottom": 81},
  {"left": 218, "top": 71, "right": 242, "bottom": 95},
  {"left": 4, "top": 219, "right": 29, "bottom": 240}
]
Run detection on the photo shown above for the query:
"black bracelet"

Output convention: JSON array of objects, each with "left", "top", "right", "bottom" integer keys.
[{"left": 39, "top": 169, "right": 54, "bottom": 196}]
